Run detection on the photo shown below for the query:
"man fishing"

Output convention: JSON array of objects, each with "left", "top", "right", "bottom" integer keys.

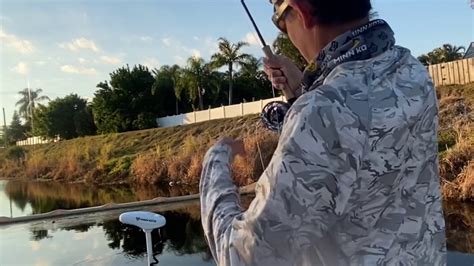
[{"left": 200, "top": 0, "right": 447, "bottom": 265}]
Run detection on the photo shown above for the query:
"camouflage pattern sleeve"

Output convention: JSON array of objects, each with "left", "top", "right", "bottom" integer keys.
[
  {"left": 200, "top": 86, "right": 368, "bottom": 265},
  {"left": 199, "top": 142, "right": 242, "bottom": 263}
]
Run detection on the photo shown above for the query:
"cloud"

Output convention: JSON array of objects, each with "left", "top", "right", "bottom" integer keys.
[
  {"left": 31, "top": 241, "right": 41, "bottom": 251},
  {"left": 140, "top": 36, "right": 153, "bottom": 43},
  {"left": 162, "top": 37, "right": 172, "bottom": 47},
  {"left": 60, "top": 65, "right": 98, "bottom": 75},
  {"left": 173, "top": 56, "right": 185, "bottom": 66},
  {"left": 48, "top": 243, "right": 59, "bottom": 250},
  {"left": 73, "top": 232, "right": 87, "bottom": 240},
  {"left": 34, "top": 259, "right": 50, "bottom": 266},
  {"left": 12, "top": 62, "right": 29, "bottom": 75},
  {"left": 93, "top": 238, "right": 99, "bottom": 249},
  {"left": 0, "top": 16, "right": 11, "bottom": 22},
  {"left": 59, "top": 37, "right": 99, "bottom": 52},
  {"left": 192, "top": 49, "right": 201, "bottom": 58},
  {"left": 35, "top": 61, "right": 47, "bottom": 66},
  {"left": 182, "top": 48, "right": 201, "bottom": 58},
  {"left": 142, "top": 57, "right": 160, "bottom": 69},
  {"left": 100, "top": 55, "right": 121, "bottom": 65},
  {"left": 78, "top": 57, "right": 87, "bottom": 64},
  {"left": 203, "top": 37, "right": 219, "bottom": 54},
  {"left": 162, "top": 36, "right": 213, "bottom": 62},
  {"left": 243, "top": 32, "right": 260, "bottom": 46},
  {"left": 0, "top": 29, "right": 35, "bottom": 54}
]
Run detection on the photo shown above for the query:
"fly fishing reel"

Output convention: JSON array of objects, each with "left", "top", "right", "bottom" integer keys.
[{"left": 260, "top": 101, "right": 291, "bottom": 133}]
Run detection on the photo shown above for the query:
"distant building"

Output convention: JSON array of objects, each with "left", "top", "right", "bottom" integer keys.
[{"left": 464, "top": 42, "right": 474, "bottom": 59}]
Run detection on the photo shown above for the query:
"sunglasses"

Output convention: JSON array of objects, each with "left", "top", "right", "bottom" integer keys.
[{"left": 271, "top": 0, "right": 292, "bottom": 33}]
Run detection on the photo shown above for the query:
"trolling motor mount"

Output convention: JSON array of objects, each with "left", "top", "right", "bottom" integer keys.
[{"left": 119, "top": 211, "right": 166, "bottom": 266}]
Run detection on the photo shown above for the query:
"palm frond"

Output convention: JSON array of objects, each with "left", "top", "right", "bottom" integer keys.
[{"left": 234, "top": 41, "right": 249, "bottom": 51}]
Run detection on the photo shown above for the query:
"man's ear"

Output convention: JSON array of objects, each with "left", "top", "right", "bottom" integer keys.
[{"left": 289, "top": 0, "right": 314, "bottom": 29}]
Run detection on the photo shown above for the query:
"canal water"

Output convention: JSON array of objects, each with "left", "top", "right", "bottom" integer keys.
[{"left": 0, "top": 180, "right": 473, "bottom": 265}]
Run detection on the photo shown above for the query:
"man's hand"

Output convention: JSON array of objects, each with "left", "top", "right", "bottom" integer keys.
[
  {"left": 264, "top": 54, "right": 304, "bottom": 97},
  {"left": 217, "top": 137, "right": 246, "bottom": 159}
]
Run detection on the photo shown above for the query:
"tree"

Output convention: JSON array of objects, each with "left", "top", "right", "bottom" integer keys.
[
  {"left": 211, "top": 38, "right": 253, "bottom": 105},
  {"left": 234, "top": 56, "right": 274, "bottom": 101},
  {"left": 442, "top": 44, "right": 466, "bottom": 61},
  {"left": 273, "top": 33, "right": 307, "bottom": 70},
  {"left": 15, "top": 88, "right": 50, "bottom": 123},
  {"left": 152, "top": 65, "right": 183, "bottom": 116},
  {"left": 179, "top": 57, "right": 219, "bottom": 110},
  {"left": 6, "top": 111, "right": 27, "bottom": 144},
  {"left": 417, "top": 44, "right": 465, "bottom": 65},
  {"left": 239, "top": 56, "right": 262, "bottom": 78},
  {"left": 92, "top": 65, "right": 159, "bottom": 133},
  {"left": 34, "top": 94, "right": 96, "bottom": 139}
]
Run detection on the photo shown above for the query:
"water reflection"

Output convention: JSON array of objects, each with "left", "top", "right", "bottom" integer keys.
[
  {"left": 1, "top": 180, "right": 474, "bottom": 265},
  {"left": 0, "top": 179, "right": 198, "bottom": 217},
  {"left": 0, "top": 201, "right": 214, "bottom": 266},
  {"left": 444, "top": 201, "right": 474, "bottom": 254}
]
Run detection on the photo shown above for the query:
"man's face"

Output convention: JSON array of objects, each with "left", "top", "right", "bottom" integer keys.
[{"left": 272, "top": 0, "right": 309, "bottom": 61}]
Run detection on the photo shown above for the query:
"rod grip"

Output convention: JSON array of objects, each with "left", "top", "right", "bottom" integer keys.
[{"left": 262, "top": 45, "right": 295, "bottom": 100}]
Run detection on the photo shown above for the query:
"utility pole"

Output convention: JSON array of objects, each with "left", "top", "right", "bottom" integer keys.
[{"left": 2, "top": 108, "right": 7, "bottom": 147}]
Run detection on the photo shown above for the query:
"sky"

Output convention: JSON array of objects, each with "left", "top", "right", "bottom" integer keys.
[{"left": 0, "top": 0, "right": 473, "bottom": 125}]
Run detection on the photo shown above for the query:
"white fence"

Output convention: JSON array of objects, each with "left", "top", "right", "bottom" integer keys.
[
  {"left": 16, "top": 136, "right": 59, "bottom": 146},
  {"left": 156, "top": 96, "right": 286, "bottom": 128}
]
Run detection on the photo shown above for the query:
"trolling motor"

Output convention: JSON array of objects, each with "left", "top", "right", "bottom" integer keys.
[
  {"left": 119, "top": 211, "right": 166, "bottom": 266},
  {"left": 240, "top": 0, "right": 293, "bottom": 133}
]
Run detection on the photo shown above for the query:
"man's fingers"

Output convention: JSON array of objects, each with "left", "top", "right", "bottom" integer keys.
[
  {"left": 270, "top": 69, "right": 284, "bottom": 78},
  {"left": 263, "top": 56, "right": 282, "bottom": 69},
  {"left": 275, "top": 84, "right": 286, "bottom": 90},
  {"left": 272, "top": 76, "right": 287, "bottom": 84}
]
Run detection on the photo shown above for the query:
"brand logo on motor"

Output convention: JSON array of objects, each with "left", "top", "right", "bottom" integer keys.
[{"left": 136, "top": 217, "right": 157, "bottom": 223}]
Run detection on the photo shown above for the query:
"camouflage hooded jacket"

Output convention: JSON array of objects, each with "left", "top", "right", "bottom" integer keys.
[{"left": 200, "top": 23, "right": 446, "bottom": 266}]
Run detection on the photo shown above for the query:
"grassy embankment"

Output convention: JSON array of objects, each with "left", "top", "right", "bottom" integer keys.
[
  {"left": 0, "top": 83, "right": 472, "bottom": 200},
  {"left": 437, "top": 83, "right": 473, "bottom": 201},
  {"left": 0, "top": 114, "right": 278, "bottom": 187}
]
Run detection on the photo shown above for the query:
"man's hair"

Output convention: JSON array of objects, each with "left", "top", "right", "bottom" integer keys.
[{"left": 304, "top": 0, "right": 372, "bottom": 25}]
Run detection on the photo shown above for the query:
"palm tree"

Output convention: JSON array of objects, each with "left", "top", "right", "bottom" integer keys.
[
  {"left": 16, "top": 88, "right": 50, "bottom": 122},
  {"left": 179, "top": 57, "right": 216, "bottom": 110},
  {"left": 211, "top": 38, "right": 252, "bottom": 105},
  {"left": 442, "top": 44, "right": 465, "bottom": 61},
  {"left": 168, "top": 65, "right": 182, "bottom": 114},
  {"left": 418, "top": 44, "right": 465, "bottom": 66},
  {"left": 239, "top": 56, "right": 263, "bottom": 78},
  {"left": 152, "top": 65, "right": 182, "bottom": 115}
]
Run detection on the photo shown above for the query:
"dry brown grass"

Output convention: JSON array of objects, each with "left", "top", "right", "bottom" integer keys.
[
  {"left": 186, "top": 152, "right": 205, "bottom": 183},
  {"left": 233, "top": 129, "right": 279, "bottom": 186},
  {"left": 0, "top": 159, "right": 23, "bottom": 177},
  {"left": 440, "top": 140, "right": 474, "bottom": 182},
  {"left": 130, "top": 152, "right": 168, "bottom": 184},
  {"left": 443, "top": 160, "right": 474, "bottom": 201},
  {"left": 0, "top": 115, "right": 262, "bottom": 184},
  {"left": 436, "top": 83, "right": 474, "bottom": 201},
  {"left": 25, "top": 151, "right": 51, "bottom": 179},
  {"left": 128, "top": 123, "right": 278, "bottom": 186},
  {"left": 1, "top": 84, "right": 473, "bottom": 201}
]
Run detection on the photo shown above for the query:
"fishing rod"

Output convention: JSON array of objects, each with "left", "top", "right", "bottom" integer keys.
[
  {"left": 240, "top": 0, "right": 295, "bottom": 101},
  {"left": 240, "top": 0, "right": 294, "bottom": 133}
]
